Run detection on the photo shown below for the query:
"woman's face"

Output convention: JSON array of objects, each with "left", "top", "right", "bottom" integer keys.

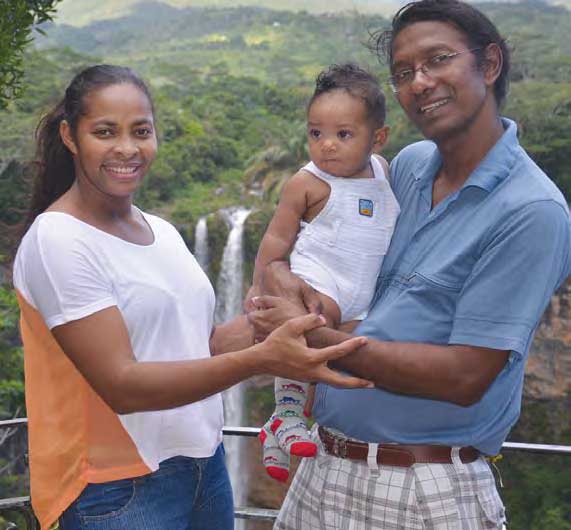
[{"left": 61, "top": 82, "right": 157, "bottom": 200}]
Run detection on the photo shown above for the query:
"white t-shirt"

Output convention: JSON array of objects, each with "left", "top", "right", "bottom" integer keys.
[{"left": 14, "top": 210, "right": 224, "bottom": 468}]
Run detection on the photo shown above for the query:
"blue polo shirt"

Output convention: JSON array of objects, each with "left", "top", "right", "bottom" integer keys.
[{"left": 313, "top": 119, "right": 571, "bottom": 455}]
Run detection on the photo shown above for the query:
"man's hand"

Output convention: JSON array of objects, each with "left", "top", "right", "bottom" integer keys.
[
  {"left": 243, "top": 284, "right": 262, "bottom": 313},
  {"left": 247, "top": 295, "right": 306, "bottom": 342},
  {"left": 263, "top": 261, "right": 322, "bottom": 314},
  {"left": 255, "top": 312, "right": 372, "bottom": 388}
]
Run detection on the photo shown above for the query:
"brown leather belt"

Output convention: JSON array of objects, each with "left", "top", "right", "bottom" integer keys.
[{"left": 318, "top": 426, "right": 480, "bottom": 468}]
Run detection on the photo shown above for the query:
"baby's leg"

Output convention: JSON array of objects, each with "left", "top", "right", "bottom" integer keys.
[
  {"left": 315, "top": 291, "right": 342, "bottom": 329},
  {"left": 272, "top": 378, "right": 316, "bottom": 457},
  {"left": 259, "top": 415, "right": 290, "bottom": 482},
  {"left": 271, "top": 292, "right": 341, "bottom": 457}
]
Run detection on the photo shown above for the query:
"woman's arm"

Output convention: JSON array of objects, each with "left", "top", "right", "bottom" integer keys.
[{"left": 52, "top": 306, "right": 372, "bottom": 414}]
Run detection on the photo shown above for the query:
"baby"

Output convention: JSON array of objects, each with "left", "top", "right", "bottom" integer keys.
[{"left": 246, "top": 63, "right": 400, "bottom": 481}]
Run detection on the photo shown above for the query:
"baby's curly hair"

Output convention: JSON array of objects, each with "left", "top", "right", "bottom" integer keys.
[{"left": 308, "top": 63, "right": 386, "bottom": 127}]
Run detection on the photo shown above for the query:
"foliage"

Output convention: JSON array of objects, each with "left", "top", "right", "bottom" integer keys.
[
  {"left": 243, "top": 208, "right": 273, "bottom": 287},
  {"left": 0, "top": 0, "right": 62, "bottom": 108},
  {"left": 501, "top": 453, "right": 571, "bottom": 529},
  {"left": 0, "top": 287, "right": 24, "bottom": 419},
  {"left": 504, "top": 81, "right": 571, "bottom": 198},
  {"left": 498, "top": 398, "right": 571, "bottom": 530}
]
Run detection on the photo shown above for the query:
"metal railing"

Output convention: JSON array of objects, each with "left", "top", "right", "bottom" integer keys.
[{"left": 1, "top": 420, "right": 570, "bottom": 528}]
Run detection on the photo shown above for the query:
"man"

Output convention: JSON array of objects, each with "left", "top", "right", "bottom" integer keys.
[{"left": 249, "top": 0, "right": 571, "bottom": 528}]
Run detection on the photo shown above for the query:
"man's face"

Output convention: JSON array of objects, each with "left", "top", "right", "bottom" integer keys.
[{"left": 391, "top": 21, "right": 493, "bottom": 144}]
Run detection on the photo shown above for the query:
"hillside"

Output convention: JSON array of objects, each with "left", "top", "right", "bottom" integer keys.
[
  {"left": 52, "top": 0, "right": 571, "bottom": 27},
  {"left": 37, "top": 4, "right": 389, "bottom": 86},
  {"left": 36, "top": 0, "right": 571, "bottom": 89},
  {"left": 53, "top": 0, "right": 404, "bottom": 27}
]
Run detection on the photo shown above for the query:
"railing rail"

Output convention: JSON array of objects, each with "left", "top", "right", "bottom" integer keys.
[{"left": 1, "top": 419, "right": 570, "bottom": 528}]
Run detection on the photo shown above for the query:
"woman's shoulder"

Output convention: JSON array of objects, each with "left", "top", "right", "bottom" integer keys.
[
  {"left": 19, "top": 212, "right": 87, "bottom": 252},
  {"left": 16, "top": 212, "right": 103, "bottom": 275},
  {"left": 13, "top": 213, "right": 95, "bottom": 302}
]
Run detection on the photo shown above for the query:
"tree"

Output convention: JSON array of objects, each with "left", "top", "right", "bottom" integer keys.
[{"left": 0, "top": 0, "right": 62, "bottom": 108}]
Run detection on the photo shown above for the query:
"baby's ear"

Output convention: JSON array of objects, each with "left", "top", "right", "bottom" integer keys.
[{"left": 373, "top": 125, "right": 390, "bottom": 151}]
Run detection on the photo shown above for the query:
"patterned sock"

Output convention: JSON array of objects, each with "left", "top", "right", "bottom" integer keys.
[
  {"left": 271, "top": 378, "right": 317, "bottom": 458},
  {"left": 259, "top": 415, "right": 290, "bottom": 482}
]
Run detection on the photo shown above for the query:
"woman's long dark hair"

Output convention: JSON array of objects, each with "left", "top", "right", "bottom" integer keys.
[{"left": 24, "top": 64, "right": 154, "bottom": 231}]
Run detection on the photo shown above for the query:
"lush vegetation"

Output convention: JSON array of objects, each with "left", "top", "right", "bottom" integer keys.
[
  {"left": 0, "top": 2, "right": 570, "bottom": 527},
  {"left": 0, "top": 0, "right": 62, "bottom": 108}
]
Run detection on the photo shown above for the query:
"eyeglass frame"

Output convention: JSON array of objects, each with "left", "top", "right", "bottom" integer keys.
[{"left": 387, "top": 47, "right": 484, "bottom": 94}]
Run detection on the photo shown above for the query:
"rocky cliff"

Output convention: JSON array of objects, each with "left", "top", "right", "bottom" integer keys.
[{"left": 526, "top": 279, "right": 571, "bottom": 399}]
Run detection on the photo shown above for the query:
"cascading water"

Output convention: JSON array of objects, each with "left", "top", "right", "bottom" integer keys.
[
  {"left": 214, "top": 206, "right": 251, "bottom": 527},
  {"left": 194, "top": 216, "right": 209, "bottom": 272}
]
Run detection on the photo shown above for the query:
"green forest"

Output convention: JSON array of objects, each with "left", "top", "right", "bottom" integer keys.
[{"left": 0, "top": 1, "right": 570, "bottom": 528}]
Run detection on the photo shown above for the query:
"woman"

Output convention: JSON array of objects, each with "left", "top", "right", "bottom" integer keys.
[{"left": 12, "top": 65, "right": 370, "bottom": 530}]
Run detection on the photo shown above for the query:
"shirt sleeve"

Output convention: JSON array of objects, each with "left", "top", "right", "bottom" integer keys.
[
  {"left": 19, "top": 216, "right": 117, "bottom": 329},
  {"left": 450, "top": 200, "right": 571, "bottom": 358}
]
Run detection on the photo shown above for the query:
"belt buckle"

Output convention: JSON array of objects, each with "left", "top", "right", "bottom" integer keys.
[{"left": 332, "top": 436, "right": 347, "bottom": 459}]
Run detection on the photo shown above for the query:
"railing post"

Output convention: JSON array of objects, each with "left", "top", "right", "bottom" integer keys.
[{"left": 0, "top": 497, "right": 39, "bottom": 530}]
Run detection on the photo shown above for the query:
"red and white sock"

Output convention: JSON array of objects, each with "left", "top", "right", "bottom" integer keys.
[
  {"left": 271, "top": 378, "right": 317, "bottom": 458},
  {"left": 259, "top": 415, "right": 290, "bottom": 482}
]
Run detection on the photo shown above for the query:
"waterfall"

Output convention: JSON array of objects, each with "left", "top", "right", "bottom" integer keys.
[
  {"left": 214, "top": 206, "right": 251, "bottom": 524},
  {"left": 194, "top": 216, "right": 209, "bottom": 272}
]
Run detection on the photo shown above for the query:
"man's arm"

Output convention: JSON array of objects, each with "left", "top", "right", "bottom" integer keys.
[
  {"left": 307, "top": 326, "right": 508, "bottom": 406},
  {"left": 210, "top": 315, "right": 254, "bottom": 355},
  {"left": 248, "top": 294, "right": 508, "bottom": 407}
]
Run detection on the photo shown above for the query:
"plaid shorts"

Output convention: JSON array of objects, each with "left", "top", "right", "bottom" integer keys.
[{"left": 274, "top": 426, "right": 506, "bottom": 530}]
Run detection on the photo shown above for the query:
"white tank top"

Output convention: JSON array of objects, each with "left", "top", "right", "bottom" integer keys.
[{"left": 290, "top": 156, "right": 400, "bottom": 321}]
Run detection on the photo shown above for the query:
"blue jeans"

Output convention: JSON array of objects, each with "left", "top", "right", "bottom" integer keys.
[{"left": 59, "top": 444, "right": 234, "bottom": 530}]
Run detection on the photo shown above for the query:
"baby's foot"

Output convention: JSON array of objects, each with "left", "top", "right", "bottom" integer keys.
[
  {"left": 259, "top": 417, "right": 290, "bottom": 482},
  {"left": 270, "top": 413, "right": 317, "bottom": 458}
]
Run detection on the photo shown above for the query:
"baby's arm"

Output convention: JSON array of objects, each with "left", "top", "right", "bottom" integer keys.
[{"left": 245, "top": 171, "right": 310, "bottom": 308}]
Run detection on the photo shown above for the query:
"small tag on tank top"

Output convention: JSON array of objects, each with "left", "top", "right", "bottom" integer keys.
[{"left": 359, "top": 198, "right": 374, "bottom": 217}]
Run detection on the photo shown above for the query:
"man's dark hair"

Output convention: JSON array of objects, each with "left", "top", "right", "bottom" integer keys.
[
  {"left": 371, "top": 0, "right": 510, "bottom": 107},
  {"left": 308, "top": 63, "right": 386, "bottom": 127}
]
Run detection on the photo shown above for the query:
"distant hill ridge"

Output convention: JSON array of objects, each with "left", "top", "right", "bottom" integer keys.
[{"left": 54, "top": 0, "right": 569, "bottom": 27}]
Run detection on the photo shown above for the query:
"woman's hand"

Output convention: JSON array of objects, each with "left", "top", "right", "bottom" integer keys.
[
  {"left": 263, "top": 261, "right": 322, "bottom": 314},
  {"left": 254, "top": 312, "right": 372, "bottom": 389}
]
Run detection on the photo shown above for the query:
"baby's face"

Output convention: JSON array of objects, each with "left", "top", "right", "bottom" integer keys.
[{"left": 307, "top": 89, "right": 380, "bottom": 179}]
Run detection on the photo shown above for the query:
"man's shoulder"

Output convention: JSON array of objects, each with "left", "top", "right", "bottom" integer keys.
[
  {"left": 391, "top": 141, "right": 436, "bottom": 177},
  {"left": 514, "top": 148, "right": 566, "bottom": 203},
  {"left": 389, "top": 140, "right": 436, "bottom": 193},
  {"left": 393, "top": 140, "right": 436, "bottom": 167}
]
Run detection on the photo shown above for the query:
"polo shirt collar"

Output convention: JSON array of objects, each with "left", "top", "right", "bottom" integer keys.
[{"left": 413, "top": 117, "right": 519, "bottom": 194}]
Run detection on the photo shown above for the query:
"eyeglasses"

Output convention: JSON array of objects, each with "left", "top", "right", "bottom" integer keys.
[{"left": 388, "top": 48, "right": 483, "bottom": 93}]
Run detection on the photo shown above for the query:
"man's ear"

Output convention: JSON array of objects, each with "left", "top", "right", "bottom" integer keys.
[
  {"left": 373, "top": 125, "right": 390, "bottom": 152},
  {"left": 483, "top": 43, "right": 503, "bottom": 87},
  {"left": 60, "top": 120, "right": 78, "bottom": 156}
]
